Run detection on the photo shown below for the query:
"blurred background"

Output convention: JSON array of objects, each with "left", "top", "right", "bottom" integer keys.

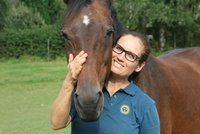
[{"left": 0, "top": 0, "right": 199, "bottom": 60}]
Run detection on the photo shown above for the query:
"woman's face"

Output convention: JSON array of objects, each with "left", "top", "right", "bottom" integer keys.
[{"left": 111, "top": 34, "right": 145, "bottom": 79}]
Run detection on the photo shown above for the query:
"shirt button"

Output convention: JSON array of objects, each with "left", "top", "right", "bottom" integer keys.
[
  {"left": 110, "top": 103, "right": 113, "bottom": 106},
  {"left": 114, "top": 95, "right": 117, "bottom": 98}
]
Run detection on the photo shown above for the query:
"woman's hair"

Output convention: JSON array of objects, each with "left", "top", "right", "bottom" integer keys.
[
  {"left": 114, "top": 30, "right": 151, "bottom": 81},
  {"left": 116, "top": 31, "right": 151, "bottom": 64}
]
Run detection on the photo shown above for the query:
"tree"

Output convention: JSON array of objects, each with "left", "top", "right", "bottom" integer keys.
[
  {"left": 21, "top": 0, "right": 65, "bottom": 24},
  {"left": 115, "top": 0, "right": 200, "bottom": 49},
  {"left": 4, "top": 2, "right": 46, "bottom": 31},
  {"left": 0, "top": 0, "right": 9, "bottom": 31}
]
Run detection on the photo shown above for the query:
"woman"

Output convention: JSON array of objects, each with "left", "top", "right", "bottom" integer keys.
[{"left": 51, "top": 31, "right": 160, "bottom": 134}]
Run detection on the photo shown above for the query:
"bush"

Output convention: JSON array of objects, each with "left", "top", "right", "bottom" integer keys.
[
  {"left": 4, "top": 2, "right": 46, "bottom": 30},
  {"left": 21, "top": 0, "right": 66, "bottom": 24},
  {"left": 0, "top": 0, "right": 8, "bottom": 31},
  {"left": 0, "top": 25, "right": 65, "bottom": 59}
]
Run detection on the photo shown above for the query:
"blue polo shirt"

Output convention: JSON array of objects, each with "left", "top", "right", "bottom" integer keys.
[{"left": 70, "top": 82, "right": 160, "bottom": 134}]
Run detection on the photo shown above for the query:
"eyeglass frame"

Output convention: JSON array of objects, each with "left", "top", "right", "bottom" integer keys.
[{"left": 112, "top": 44, "right": 141, "bottom": 62}]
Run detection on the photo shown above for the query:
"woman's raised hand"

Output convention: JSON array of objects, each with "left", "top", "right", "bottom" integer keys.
[{"left": 67, "top": 51, "right": 88, "bottom": 83}]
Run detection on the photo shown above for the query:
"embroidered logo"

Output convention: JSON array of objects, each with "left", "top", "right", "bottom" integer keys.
[{"left": 120, "top": 104, "right": 130, "bottom": 115}]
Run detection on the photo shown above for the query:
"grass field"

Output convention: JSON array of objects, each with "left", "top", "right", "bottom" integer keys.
[
  {"left": 0, "top": 57, "right": 71, "bottom": 134},
  {"left": 0, "top": 50, "right": 167, "bottom": 134}
]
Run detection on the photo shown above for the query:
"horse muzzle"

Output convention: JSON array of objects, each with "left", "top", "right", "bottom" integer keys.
[{"left": 74, "top": 90, "right": 104, "bottom": 121}]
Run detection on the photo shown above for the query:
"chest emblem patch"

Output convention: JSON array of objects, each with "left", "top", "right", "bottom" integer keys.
[{"left": 120, "top": 104, "right": 130, "bottom": 115}]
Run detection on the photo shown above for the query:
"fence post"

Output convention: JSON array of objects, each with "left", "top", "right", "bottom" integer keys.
[{"left": 47, "top": 39, "right": 50, "bottom": 62}]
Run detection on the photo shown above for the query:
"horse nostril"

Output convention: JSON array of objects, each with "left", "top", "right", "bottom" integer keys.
[
  {"left": 75, "top": 93, "right": 78, "bottom": 98},
  {"left": 98, "top": 91, "right": 102, "bottom": 97}
]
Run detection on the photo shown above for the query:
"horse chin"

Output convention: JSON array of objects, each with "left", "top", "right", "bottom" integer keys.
[
  {"left": 78, "top": 110, "right": 101, "bottom": 122},
  {"left": 74, "top": 91, "right": 104, "bottom": 121}
]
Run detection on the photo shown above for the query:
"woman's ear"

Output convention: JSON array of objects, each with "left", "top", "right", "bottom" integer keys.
[{"left": 135, "top": 62, "right": 145, "bottom": 72}]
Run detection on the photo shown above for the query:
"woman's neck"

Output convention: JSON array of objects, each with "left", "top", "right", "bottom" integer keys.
[{"left": 106, "top": 75, "right": 130, "bottom": 96}]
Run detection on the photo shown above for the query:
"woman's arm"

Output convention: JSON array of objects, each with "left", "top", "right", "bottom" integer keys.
[{"left": 51, "top": 51, "right": 88, "bottom": 130}]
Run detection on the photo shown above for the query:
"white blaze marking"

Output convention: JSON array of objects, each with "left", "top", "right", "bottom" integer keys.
[{"left": 83, "top": 15, "right": 90, "bottom": 26}]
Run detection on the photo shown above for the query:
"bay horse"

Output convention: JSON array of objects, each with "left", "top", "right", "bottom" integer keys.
[
  {"left": 134, "top": 48, "right": 200, "bottom": 134},
  {"left": 62, "top": 0, "right": 200, "bottom": 133},
  {"left": 62, "top": 0, "right": 123, "bottom": 121}
]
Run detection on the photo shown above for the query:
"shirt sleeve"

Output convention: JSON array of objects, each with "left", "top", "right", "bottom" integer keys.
[
  {"left": 139, "top": 103, "right": 160, "bottom": 134},
  {"left": 69, "top": 91, "right": 76, "bottom": 120}
]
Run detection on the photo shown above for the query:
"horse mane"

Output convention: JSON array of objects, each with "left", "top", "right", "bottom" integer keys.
[
  {"left": 109, "top": 1, "right": 125, "bottom": 43},
  {"left": 102, "top": 0, "right": 125, "bottom": 42}
]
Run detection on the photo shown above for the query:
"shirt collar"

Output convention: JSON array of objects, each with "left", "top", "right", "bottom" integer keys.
[
  {"left": 103, "top": 82, "right": 138, "bottom": 96},
  {"left": 120, "top": 82, "right": 138, "bottom": 96}
]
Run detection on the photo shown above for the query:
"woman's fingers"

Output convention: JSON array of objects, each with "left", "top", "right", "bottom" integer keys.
[
  {"left": 67, "top": 51, "right": 88, "bottom": 80},
  {"left": 77, "top": 53, "right": 88, "bottom": 64},
  {"left": 72, "top": 51, "right": 88, "bottom": 67},
  {"left": 68, "top": 53, "right": 74, "bottom": 63}
]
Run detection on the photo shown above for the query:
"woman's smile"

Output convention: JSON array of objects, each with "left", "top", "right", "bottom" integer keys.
[{"left": 113, "top": 59, "right": 124, "bottom": 68}]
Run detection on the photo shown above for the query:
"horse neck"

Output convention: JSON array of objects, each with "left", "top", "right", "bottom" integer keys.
[{"left": 133, "top": 55, "right": 166, "bottom": 96}]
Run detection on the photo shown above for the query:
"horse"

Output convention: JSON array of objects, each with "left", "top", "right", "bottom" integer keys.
[
  {"left": 133, "top": 48, "right": 200, "bottom": 134},
  {"left": 62, "top": 0, "right": 200, "bottom": 133},
  {"left": 62, "top": 0, "right": 124, "bottom": 121}
]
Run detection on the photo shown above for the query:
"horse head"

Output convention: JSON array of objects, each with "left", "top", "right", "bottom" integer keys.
[{"left": 62, "top": 0, "right": 123, "bottom": 121}]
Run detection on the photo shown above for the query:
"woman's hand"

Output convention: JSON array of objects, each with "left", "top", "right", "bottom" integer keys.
[
  {"left": 51, "top": 51, "right": 88, "bottom": 129},
  {"left": 67, "top": 51, "right": 88, "bottom": 83}
]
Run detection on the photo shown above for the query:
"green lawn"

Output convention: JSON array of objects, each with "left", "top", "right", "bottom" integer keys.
[
  {"left": 0, "top": 58, "right": 71, "bottom": 134},
  {"left": 0, "top": 50, "right": 166, "bottom": 134}
]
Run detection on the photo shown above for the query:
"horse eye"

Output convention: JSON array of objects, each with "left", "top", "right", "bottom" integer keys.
[
  {"left": 106, "top": 31, "right": 113, "bottom": 36},
  {"left": 61, "top": 31, "right": 70, "bottom": 40},
  {"left": 63, "top": 33, "right": 68, "bottom": 40},
  {"left": 106, "top": 28, "right": 114, "bottom": 37}
]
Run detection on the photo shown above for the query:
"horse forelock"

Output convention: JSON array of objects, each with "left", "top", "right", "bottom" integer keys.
[{"left": 65, "top": 0, "right": 91, "bottom": 19}]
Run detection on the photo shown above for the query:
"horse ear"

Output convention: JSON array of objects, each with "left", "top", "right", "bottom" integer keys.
[
  {"left": 63, "top": 0, "right": 72, "bottom": 4},
  {"left": 63, "top": 0, "right": 68, "bottom": 4}
]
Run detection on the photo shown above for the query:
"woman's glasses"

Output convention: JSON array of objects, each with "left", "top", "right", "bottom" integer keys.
[{"left": 113, "top": 44, "right": 141, "bottom": 62}]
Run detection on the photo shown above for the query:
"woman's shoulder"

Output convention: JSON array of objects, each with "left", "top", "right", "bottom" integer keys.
[
  {"left": 128, "top": 83, "right": 159, "bottom": 124},
  {"left": 129, "top": 82, "right": 156, "bottom": 110}
]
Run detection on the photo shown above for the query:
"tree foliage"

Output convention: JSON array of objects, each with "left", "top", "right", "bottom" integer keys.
[
  {"left": 115, "top": 0, "right": 200, "bottom": 49},
  {"left": 0, "top": 25, "right": 64, "bottom": 59},
  {"left": 20, "top": 0, "right": 65, "bottom": 24},
  {"left": 0, "top": 0, "right": 8, "bottom": 31},
  {"left": 0, "top": 0, "right": 199, "bottom": 59},
  {"left": 4, "top": 2, "right": 46, "bottom": 30}
]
